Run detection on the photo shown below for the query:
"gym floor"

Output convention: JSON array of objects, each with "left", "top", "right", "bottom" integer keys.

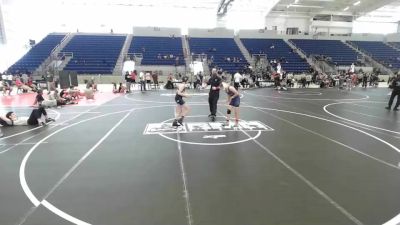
[{"left": 0, "top": 86, "right": 399, "bottom": 225}]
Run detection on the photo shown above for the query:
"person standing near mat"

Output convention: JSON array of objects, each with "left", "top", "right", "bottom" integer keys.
[
  {"left": 386, "top": 73, "right": 400, "bottom": 111},
  {"left": 233, "top": 71, "right": 242, "bottom": 90},
  {"left": 204, "top": 68, "right": 222, "bottom": 122},
  {"left": 362, "top": 73, "right": 368, "bottom": 88},
  {"left": 221, "top": 81, "right": 240, "bottom": 127},
  {"left": 124, "top": 71, "right": 131, "bottom": 93},
  {"left": 139, "top": 71, "right": 146, "bottom": 92},
  {"left": 173, "top": 76, "right": 190, "bottom": 127}
]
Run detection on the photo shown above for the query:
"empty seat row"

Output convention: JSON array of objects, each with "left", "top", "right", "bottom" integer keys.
[
  {"left": 62, "top": 35, "right": 126, "bottom": 74},
  {"left": 8, "top": 34, "right": 66, "bottom": 74},
  {"left": 189, "top": 37, "right": 248, "bottom": 74},
  {"left": 241, "top": 38, "right": 310, "bottom": 73},
  {"left": 290, "top": 39, "right": 359, "bottom": 66},
  {"left": 350, "top": 41, "right": 400, "bottom": 69},
  {"left": 128, "top": 36, "right": 185, "bottom": 66}
]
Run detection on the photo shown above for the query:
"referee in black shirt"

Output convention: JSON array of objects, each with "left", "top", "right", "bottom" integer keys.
[
  {"left": 386, "top": 74, "right": 400, "bottom": 111},
  {"left": 205, "top": 68, "right": 222, "bottom": 121}
]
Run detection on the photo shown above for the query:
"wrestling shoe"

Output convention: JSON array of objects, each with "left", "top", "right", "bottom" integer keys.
[
  {"left": 223, "top": 120, "right": 230, "bottom": 126},
  {"left": 172, "top": 120, "right": 181, "bottom": 127},
  {"left": 45, "top": 118, "right": 55, "bottom": 123}
]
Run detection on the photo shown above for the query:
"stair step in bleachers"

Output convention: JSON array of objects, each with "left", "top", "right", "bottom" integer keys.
[
  {"left": 351, "top": 41, "right": 400, "bottom": 69},
  {"left": 128, "top": 36, "right": 185, "bottom": 66},
  {"left": 8, "top": 34, "right": 66, "bottom": 74},
  {"left": 241, "top": 38, "right": 310, "bottom": 73},
  {"left": 290, "top": 39, "right": 359, "bottom": 66},
  {"left": 188, "top": 37, "right": 249, "bottom": 74},
  {"left": 62, "top": 35, "right": 126, "bottom": 74}
]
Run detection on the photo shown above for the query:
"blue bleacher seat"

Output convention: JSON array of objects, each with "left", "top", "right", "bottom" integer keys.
[
  {"left": 188, "top": 37, "right": 248, "bottom": 74},
  {"left": 128, "top": 36, "right": 185, "bottom": 66},
  {"left": 8, "top": 34, "right": 66, "bottom": 74},
  {"left": 350, "top": 41, "right": 400, "bottom": 69},
  {"left": 290, "top": 39, "right": 360, "bottom": 66},
  {"left": 241, "top": 38, "right": 310, "bottom": 73},
  {"left": 62, "top": 35, "right": 126, "bottom": 74}
]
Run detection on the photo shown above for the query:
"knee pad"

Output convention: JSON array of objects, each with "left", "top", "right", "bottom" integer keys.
[{"left": 227, "top": 109, "right": 231, "bottom": 114}]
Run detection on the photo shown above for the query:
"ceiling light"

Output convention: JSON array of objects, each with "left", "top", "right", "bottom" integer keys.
[
  {"left": 343, "top": 6, "right": 349, "bottom": 11},
  {"left": 294, "top": 0, "right": 299, "bottom": 3},
  {"left": 289, "top": 4, "right": 323, "bottom": 8},
  {"left": 353, "top": 1, "right": 361, "bottom": 6}
]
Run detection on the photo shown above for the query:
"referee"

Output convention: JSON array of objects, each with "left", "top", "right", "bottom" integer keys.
[
  {"left": 205, "top": 68, "right": 222, "bottom": 121},
  {"left": 386, "top": 73, "right": 400, "bottom": 111}
]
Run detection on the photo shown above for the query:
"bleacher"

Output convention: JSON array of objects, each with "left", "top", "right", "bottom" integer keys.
[
  {"left": 128, "top": 36, "right": 185, "bottom": 66},
  {"left": 241, "top": 38, "right": 309, "bottom": 73},
  {"left": 8, "top": 34, "right": 65, "bottom": 74},
  {"left": 389, "top": 42, "right": 400, "bottom": 49},
  {"left": 290, "top": 39, "right": 359, "bottom": 66},
  {"left": 350, "top": 41, "right": 400, "bottom": 69},
  {"left": 188, "top": 37, "right": 248, "bottom": 74},
  {"left": 62, "top": 35, "right": 126, "bottom": 74}
]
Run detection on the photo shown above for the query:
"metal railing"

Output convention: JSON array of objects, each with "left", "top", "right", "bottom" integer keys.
[
  {"left": 191, "top": 53, "right": 207, "bottom": 62},
  {"left": 125, "top": 53, "right": 143, "bottom": 61},
  {"left": 57, "top": 52, "right": 73, "bottom": 59}
]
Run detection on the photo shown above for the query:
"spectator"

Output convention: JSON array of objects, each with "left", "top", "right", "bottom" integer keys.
[
  {"left": 15, "top": 77, "right": 32, "bottom": 93},
  {"left": 112, "top": 83, "right": 119, "bottom": 93},
  {"left": 350, "top": 63, "right": 355, "bottom": 73},
  {"left": 45, "top": 71, "right": 55, "bottom": 91},
  {"left": 233, "top": 71, "right": 242, "bottom": 90},
  {"left": 152, "top": 72, "right": 159, "bottom": 89},
  {"left": 145, "top": 72, "right": 152, "bottom": 90},
  {"left": 1, "top": 79, "right": 12, "bottom": 96},
  {"left": 165, "top": 74, "right": 174, "bottom": 89},
  {"left": 277, "top": 63, "right": 282, "bottom": 74},
  {"left": 118, "top": 83, "right": 126, "bottom": 93},
  {"left": 306, "top": 74, "right": 312, "bottom": 87},
  {"left": 130, "top": 70, "right": 137, "bottom": 88},
  {"left": 86, "top": 77, "right": 97, "bottom": 92},
  {"left": 139, "top": 72, "right": 146, "bottom": 91},
  {"left": 125, "top": 71, "right": 131, "bottom": 93},
  {"left": 198, "top": 72, "right": 204, "bottom": 83},
  {"left": 6, "top": 74, "right": 13, "bottom": 87}
]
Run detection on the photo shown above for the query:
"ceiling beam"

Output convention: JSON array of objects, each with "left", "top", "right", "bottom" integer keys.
[
  {"left": 353, "top": 0, "right": 398, "bottom": 15},
  {"left": 277, "top": 4, "right": 323, "bottom": 8},
  {"left": 217, "top": 0, "right": 234, "bottom": 16}
]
